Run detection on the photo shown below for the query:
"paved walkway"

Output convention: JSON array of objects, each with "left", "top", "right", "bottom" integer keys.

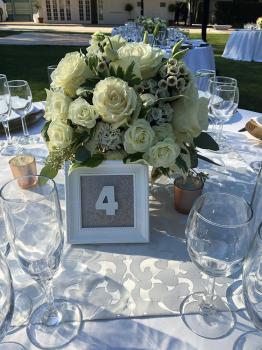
[
  {"left": 0, "top": 32, "right": 91, "bottom": 45},
  {"left": 0, "top": 22, "right": 232, "bottom": 34}
]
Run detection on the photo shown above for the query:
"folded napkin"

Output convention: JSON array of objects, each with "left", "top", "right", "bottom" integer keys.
[{"left": 245, "top": 119, "right": 262, "bottom": 141}]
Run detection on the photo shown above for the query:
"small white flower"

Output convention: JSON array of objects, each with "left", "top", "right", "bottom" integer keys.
[{"left": 68, "top": 97, "right": 98, "bottom": 128}]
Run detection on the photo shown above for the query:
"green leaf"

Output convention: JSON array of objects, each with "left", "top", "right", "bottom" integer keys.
[
  {"left": 125, "top": 61, "right": 135, "bottom": 81},
  {"left": 116, "top": 65, "right": 125, "bottom": 79},
  {"left": 39, "top": 165, "right": 58, "bottom": 183},
  {"left": 123, "top": 152, "right": 143, "bottom": 164},
  {"left": 172, "top": 48, "right": 189, "bottom": 60},
  {"left": 75, "top": 146, "right": 91, "bottom": 162},
  {"left": 176, "top": 155, "right": 188, "bottom": 173},
  {"left": 139, "top": 105, "right": 152, "bottom": 119},
  {"left": 69, "top": 153, "right": 105, "bottom": 174},
  {"left": 172, "top": 39, "right": 183, "bottom": 56},
  {"left": 156, "top": 94, "right": 183, "bottom": 104},
  {"left": 41, "top": 121, "right": 51, "bottom": 142},
  {"left": 143, "top": 31, "right": 149, "bottom": 44},
  {"left": 194, "top": 132, "right": 219, "bottom": 151}
]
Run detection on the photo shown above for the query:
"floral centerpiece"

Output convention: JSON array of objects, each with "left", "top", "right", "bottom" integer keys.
[
  {"left": 257, "top": 17, "right": 262, "bottom": 29},
  {"left": 40, "top": 32, "right": 218, "bottom": 180},
  {"left": 136, "top": 16, "right": 167, "bottom": 36}
]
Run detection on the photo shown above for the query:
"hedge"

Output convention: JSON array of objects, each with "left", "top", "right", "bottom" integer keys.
[{"left": 215, "top": 1, "right": 262, "bottom": 26}]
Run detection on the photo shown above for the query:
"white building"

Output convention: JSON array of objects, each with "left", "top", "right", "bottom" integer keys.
[{"left": 5, "top": 0, "right": 232, "bottom": 24}]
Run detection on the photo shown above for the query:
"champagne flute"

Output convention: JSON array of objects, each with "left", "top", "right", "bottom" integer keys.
[
  {"left": 1, "top": 175, "right": 82, "bottom": 349},
  {"left": 8, "top": 80, "right": 32, "bottom": 145},
  {"left": 181, "top": 192, "right": 253, "bottom": 339},
  {"left": 47, "top": 65, "right": 57, "bottom": 85},
  {"left": 0, "top": 74, "right": 21, "bottom": 156}
]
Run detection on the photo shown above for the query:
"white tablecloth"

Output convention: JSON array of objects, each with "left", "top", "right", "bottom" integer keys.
[
  {"left": 183, "top": 45, "right": 215, "bottom": 73},
  {"left": 1, "top": 108, "right": 262, "bottom": 349},
  {"left": 222, "top": 30, "right": 262, "bottom": 62}
]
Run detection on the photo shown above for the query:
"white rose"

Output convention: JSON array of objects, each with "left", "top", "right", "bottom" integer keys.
[
  {"left": 68, "top": 97, "right": 98, "bottom": 128},
  {"left": 144, "top": 137, "right": 180, "bottom": 168},
  {"left": 47, "top": 120, "right": 73, "bottom": 149},
  {"left": 44, "top": 89, "right": 72, "bottom": 122},
  {"left": 172, "top": 81, "right": 209, "bottom": 141},
  {"left": 124, "top": 119, "right": 155, "bottom": 154},
  {"left": 51, "top": 52, "right": 89, "bottom": 97},
  {"left": 140, "top": 93, "right": 157, "bottom": 107},
  {"left": 92, "top": 77, "right": 137, "bottom": 125},
  {"left": 118, "top": 43, "right": 164, "bottom": 80}
]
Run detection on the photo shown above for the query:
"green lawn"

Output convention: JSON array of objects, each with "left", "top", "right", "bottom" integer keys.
[{"left": 0, "top": 33, "right": 261, "bottom": 112}]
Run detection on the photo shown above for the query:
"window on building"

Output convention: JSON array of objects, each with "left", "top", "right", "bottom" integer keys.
[
  {"left": 59, "top": 0, "right": 65, "bottom": 20},
  {"left": 46, "top": 0, "right": 52, "bottom": 20},
  {"left": 98, "top": 0, "right": 103, "bottom": 21},
  {"left": 79, "top": 0, "right": 84, "bottom": 20},
  {"left": 52, "top": 0, "right": 58, "bottom": 20},
  {"left": 85, "top": 0, "right": 90, "bottom": 21},
  {"left": 66, "top": 0, "right": 71, "bottom": 20}
]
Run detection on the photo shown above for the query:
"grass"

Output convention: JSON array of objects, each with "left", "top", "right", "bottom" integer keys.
[
  {"left": 0, "top": 30, "right": 24, "bottom": 37},
  {"left": 0, "top": 33, "right": 261, "bottom": 112}
]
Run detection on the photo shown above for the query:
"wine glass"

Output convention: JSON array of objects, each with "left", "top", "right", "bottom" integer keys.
[
  {"left": 0, "top": 175, "right": 82, "bottom": 349},
  {"left": 8, "top": 80, "right": 32, "bottom": 145},
  {"left": 234, "top": 223, "right": 262, "bottom": 349},
  {"left": 0, "top": 74, "right": 21, "bottom": 156},
  {"left": 181, "top": 192, "right": 253, "bottom": 339},
  {"left": 210, "top": 84, "right": 237, "bottom": 149},
  {"left": 195, "top": 69, "right": 216, "bottom": 99},
  {"left": 47, "top": 65, "right": 57, "bottom": 85}
]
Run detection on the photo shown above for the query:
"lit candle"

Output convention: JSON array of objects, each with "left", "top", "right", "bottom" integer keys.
[{"left": 9, "top": 155, "right": 37, "bottom": 189}]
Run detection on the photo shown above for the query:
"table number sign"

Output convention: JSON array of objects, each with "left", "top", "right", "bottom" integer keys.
[{"left": 65, "top": 161, "right": 149, "bottom": 244}]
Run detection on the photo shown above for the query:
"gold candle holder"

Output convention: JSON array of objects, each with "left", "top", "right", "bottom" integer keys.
[{"left": 9, "top": 155, "right": 37, "bottom": 189}]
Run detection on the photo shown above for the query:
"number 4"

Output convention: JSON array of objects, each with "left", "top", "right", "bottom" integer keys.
[{"left": 95, "top": 186, "right": 118, "bottom": 216}]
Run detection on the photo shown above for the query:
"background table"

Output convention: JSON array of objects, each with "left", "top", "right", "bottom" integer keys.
[
  {"left": 222, "top": 30, "right": 262, "bottom": 62},
  {"left": 0, "top": 107, "right": 262, "bottom": 349}
]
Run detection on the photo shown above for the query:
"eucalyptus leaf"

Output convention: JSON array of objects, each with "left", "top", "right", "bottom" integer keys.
[
  {"left": 41, "top": 121, "right": 51, "bottom": 142},
  {"left": 194, "top": 132, "right": 219, "bottom": 151},
  {"left": 197, "top": 154, "right": 221, "bottom": 166},
  {"left": 75, "top": 146, "right": 91, "bottom": 162},
  {"left": 69, "top": 153, "right": 105, "bottom": 174},
  {"left": 123, "top": 152, "right": 143, "bottom": 164},
  {"left": 171, "top": 39, "right": 183, "bottom": 56},
  {"left": 172, "top": 48, "right": 189, "bottom": 60},
  {"left": 156, "top": 94, "right": 183, "bottom": 103},
  {"left": 39, "top": 165, "right": 58, "bottom": 183}
]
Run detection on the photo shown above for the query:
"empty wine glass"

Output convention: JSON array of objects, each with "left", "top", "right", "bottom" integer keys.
[
  {"left": 0, "top": 175, "right": 82, "bottom": 349},
  {"left": 181, "top": 192, "right": 253, "bottom": 339},
  {"left": 210, "top": 84, "right": 237, "bottom": 150},
  {"left": 195, "top": 69, "right": 216, "bottom": 99},
  {"left": 235, "top": 223, "right": 262, "bottom": 349},
  {"left": 8, "top": 80, "right": 32, "bottom": 145},
  {"left": 0, "top": 74, "right": 21, "bottom": 156}
]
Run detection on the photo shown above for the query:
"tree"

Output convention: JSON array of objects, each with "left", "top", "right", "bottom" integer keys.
[
  {"left": 188, "top": 0, "right": 201, "bottom": 25},
  {"left": 125, "top": 3, "right": 134, "bottom": 19},
  {"left": 140, "top": 0, "right": 144, "bottom": 16}
]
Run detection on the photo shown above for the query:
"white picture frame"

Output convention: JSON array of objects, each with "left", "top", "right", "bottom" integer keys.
[{"left": 65, "top": 161, "right": 149, "bottom": 244}]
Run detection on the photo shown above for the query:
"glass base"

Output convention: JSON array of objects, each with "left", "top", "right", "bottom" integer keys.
[
  {"left": 234, "top": 331, "right": 262, "bottom": 350},
  {"left": 180, "top": 292, "right": 235, "bottom": 339},
  {"left": 1, "top": 144, "right": 23, "bottom": 156},
  {"left": 0, "top": 343, "right": 26, "bottom": 349},
  {"left": 27, "top": 299, "right": 82, "bottom": 349}
]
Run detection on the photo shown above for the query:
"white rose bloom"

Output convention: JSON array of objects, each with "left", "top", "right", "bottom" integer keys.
[
  {"left": 44, "top": 89, "right": 72, "bottom": 122},
  {"left": 68, "top": 97, "right": 98, "bottom": 128},
  {"left": 118, "top": 43, "right": 164, "bottom": 80},
  {"left": 47, "top": 120, "right": 73, "bottom": 149},
  {"left": 144, "top": 137, "right": 180, "bottom": 168},
  {"left": 172, "top": 81, "right": 209, "bottom": 141},
  {"left": 51, "top": 52, "right": 89, "bottom": 97},
  {"left": 93, "top": 77, "right": 137, "bottom": 125},
  {"left": 124, "top": 119, "right": 155, "bottom": 154}
]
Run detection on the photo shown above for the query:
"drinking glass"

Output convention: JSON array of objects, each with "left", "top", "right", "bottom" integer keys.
[
  {"left": 0, "top": 74, "right": 21, "bottom": 156},
  {"left": 47, "top": 65, "right": 57, "bottom": 85},
  {"left": 237, "top": 223, "right": 262, "bottom": 349},
  {"left": 1, "top": 175, "right": 82, "bottom": 349},
  {"left": 8, "top": 80, "right": 32, "bottom": 145},
  {"left": 210, "top": 84, "right": 237, "bottom": 148},
  {"left": 181, "top": 192, "right": 253, "bottom": 339},
  {"left": 0, "top": 252, "right": 14, "bottom": 342},
  {"left": 195, "top": 69, "right": 216, "bottom": 99}
]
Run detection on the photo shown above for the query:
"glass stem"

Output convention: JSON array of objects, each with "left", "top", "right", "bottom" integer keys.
[
  {"left": 40, "top": 279, "right": 55, "bottom": 311},
  {"left": 217, "top": 122, "right": 224, "bottom": 145},
  {"left": 2, "top": 120, "right": 12, "bottom": 145},
  {"left": 21, "top": 116, "right": 29, "bottom": 138},
  {"left": 38, "top": 279, "right": 61, "bottom": 326},
  {"left": 200, "top": 276, "right": 216, "bottom": 316}
]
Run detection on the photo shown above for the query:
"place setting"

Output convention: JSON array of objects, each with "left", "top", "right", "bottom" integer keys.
[{"left": 0, "top": 6, "right": 262, "bottom": 350}]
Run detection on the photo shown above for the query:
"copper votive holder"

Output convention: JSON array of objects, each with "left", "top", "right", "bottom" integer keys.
[
  {"left": 174, "top": 176, "right": 203, "bottom": 215},
  {"left": 9, "top": 155, "right": 37, "bottom": 189}
]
